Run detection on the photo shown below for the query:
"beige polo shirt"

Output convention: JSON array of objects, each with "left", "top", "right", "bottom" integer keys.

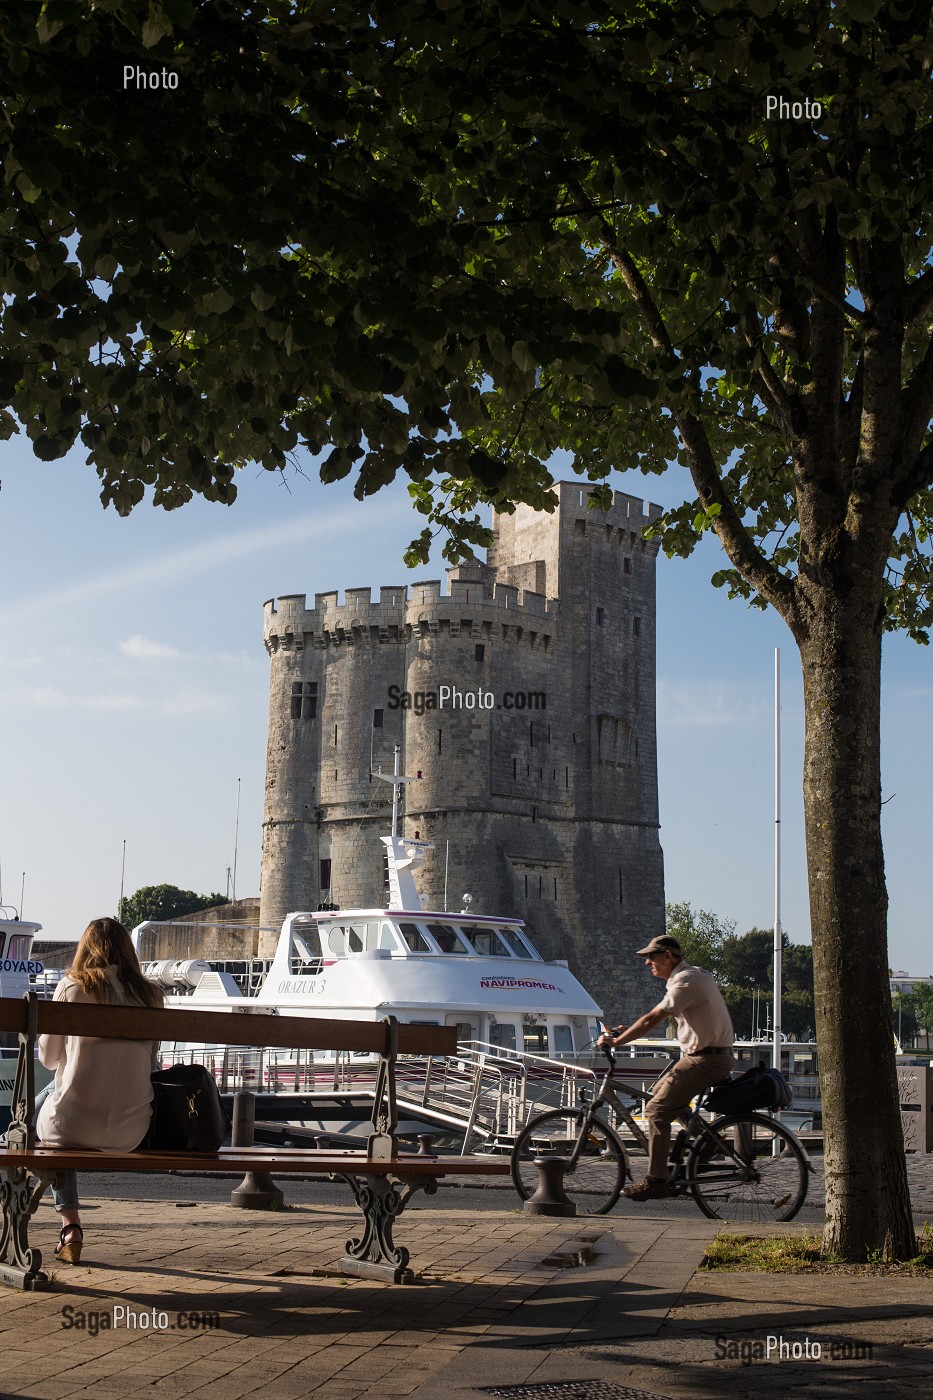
[{"left": 657, "top": 961, "right": 734, "bottom": 1055}]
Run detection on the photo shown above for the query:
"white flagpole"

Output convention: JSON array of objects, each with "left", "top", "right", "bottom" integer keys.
[{"left": 773, "top": 648, "right": 783, "bottom": 1080}]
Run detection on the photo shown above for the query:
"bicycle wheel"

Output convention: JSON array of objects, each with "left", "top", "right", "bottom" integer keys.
[
  {"left": 687, "top": 1112, "right": 809, "bottom": 1223},
  {"left": 511, "top": 1108, "right": 629, "bottom": 1214}
]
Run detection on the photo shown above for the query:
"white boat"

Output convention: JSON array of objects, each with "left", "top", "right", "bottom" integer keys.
[
  {"left": 132, "top": 835, "right": 604, "bottom": 1144},
  {"left": 137, "top": 836, "right": 602, "bottom": 1054}
]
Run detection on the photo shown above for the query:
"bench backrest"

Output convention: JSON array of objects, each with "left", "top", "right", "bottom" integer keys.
[{"left": 0, "top": 996, "right": 456, "bottom": 1057}]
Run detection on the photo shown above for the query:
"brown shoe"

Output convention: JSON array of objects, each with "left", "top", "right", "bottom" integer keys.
[
  {"left": 621, "top": 1176, "right": 671, "bottom": 1201},
  {"left": 55, "top": 1223, "right": 83, "bottom": 1264}
]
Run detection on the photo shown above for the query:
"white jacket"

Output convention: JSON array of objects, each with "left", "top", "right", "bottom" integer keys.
[{"left": 37, "top": 969, "right": 159, "bottom": 1152}]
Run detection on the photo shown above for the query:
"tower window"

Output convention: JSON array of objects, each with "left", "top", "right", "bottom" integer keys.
[
  {"left": 373, "top": 709, "right": 384, "bottom": 728},
  {"left": 633, "top": 616, "right": 641, "bottom": 637},
  {"left": 320, "top": 859, "right": 331, "bottom": 892},
  {"left": 438, "top": 728, "right": 443, "bottom": 753},
  {"left": 624, "top": 557, "right": 632, "bottom": 575},
  {"left": 290, "top": 681, "right": 317, "bottom": 720},
  {"left": 596, "top": 607, "right": 605, "bottom": 627},
  {"left": 475, "top": 643, "right": 485, "bottom": 661}
]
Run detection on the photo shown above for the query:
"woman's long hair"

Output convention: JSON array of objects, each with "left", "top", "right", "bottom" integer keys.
[{"left": 68, "top": 918, "right": 163, "bottom": 1009}]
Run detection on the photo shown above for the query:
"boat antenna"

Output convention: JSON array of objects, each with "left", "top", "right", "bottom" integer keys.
[
  {"left": 19, "top": 871, "right": 25, "bottom": 921},
  {"left": 444, "top": 840, "right": 450, "bottom": 912},
  {"left": 372, "top": 745, "right": 419, "bottom": 837},
  {"left": 391, "top": 744, "right": 401, "bottom": 836},
  {"left": 232, "top": 777, "right": 241, "bottom": 903}
]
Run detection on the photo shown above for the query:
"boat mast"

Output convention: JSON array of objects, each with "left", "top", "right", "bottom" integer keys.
[{"left": 391, "top": 744, "right": 401, "bottom": 837}]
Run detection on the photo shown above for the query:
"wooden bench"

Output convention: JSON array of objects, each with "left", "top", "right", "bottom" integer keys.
[{"left": 0, "top": 994, "right": 509, "bottom": 1291}]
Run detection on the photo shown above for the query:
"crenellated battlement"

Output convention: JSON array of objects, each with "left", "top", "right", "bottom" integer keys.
[
  {"left": 554, "top": 480, "right": 664, "bottom": 525},
  {"left": 264, "top": 576, "right": 559, "bottom": 652}
]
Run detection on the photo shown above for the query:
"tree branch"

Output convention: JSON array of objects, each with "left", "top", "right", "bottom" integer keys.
[
  {"left": 605, "top": 242, "right": 797, "bottom": 625},
  {"left": 905, "top": 266, "right": 933, "bottom": 327}
]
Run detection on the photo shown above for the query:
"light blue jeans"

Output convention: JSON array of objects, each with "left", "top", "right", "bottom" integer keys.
[{"left": 33, "top": 1081, "right": 79, "bottom": 1212}]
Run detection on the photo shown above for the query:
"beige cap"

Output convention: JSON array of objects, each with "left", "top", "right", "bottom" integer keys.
[{"left": 635, "top": 935, "right": 682, "bottom": 957}]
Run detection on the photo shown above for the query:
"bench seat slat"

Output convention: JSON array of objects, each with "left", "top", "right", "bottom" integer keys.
[
  {"left": 0, "top": 996, "right": 456, "bottom": 1056},
  {"left": 0, "top": 1147, "right": 509, "bottom": 1175}
]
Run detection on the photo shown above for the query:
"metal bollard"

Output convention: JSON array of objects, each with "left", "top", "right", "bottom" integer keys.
[
  {"left": 417, "top": 1133, "right": 435, "bottom": 1155},
  {"left": 523, "top": 1156, "right": 576, "bottom": 1217},
  {"left": 229, "top": 1091, "right": 285, "bottom": 1210},
  {"left": 313, "top": 1134, "right": 331, "bottom": 1151}
]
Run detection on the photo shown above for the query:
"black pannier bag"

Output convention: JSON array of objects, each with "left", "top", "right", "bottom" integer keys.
[
  {"left": 705, "top": 1063, "right": 794, "bottom": 1115},
  {"left": 145, "top": 1065, "right": 230, "bottom": 1152}
]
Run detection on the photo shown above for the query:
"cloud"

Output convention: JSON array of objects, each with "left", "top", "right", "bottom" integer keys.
[
  {"left": 21, "top": 687, "right": 140, "bottom": 711},
  {"left": 9, "top": 685, "right": 220, "bottom": 715},
  {"left": 157, "top": 691, "right": 223, "bottom": 715},
  {"left": 116, "top": 633, "right": 258, "bottom": 668},
  {"left": 0, "top": 496, "right": 415, "bottom": 625},
  {"left": 119, "top": 634, "right": 184, "bottom": 661},
  {"left": 657, "top": 679, "right": 766, "bottom": 727}
]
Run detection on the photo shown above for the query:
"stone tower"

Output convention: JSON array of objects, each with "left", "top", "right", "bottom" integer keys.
[{"left": 259, "top": 482, "right": 665, "bottom": 1019}]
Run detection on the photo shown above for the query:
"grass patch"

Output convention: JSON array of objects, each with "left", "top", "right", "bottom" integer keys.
[{"left": 701, "top": 1223, "right": 933, "bottom": 1276}]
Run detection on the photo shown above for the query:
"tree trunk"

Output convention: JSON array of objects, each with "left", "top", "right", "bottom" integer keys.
[{"left": 798, "top": 577, "right": 915, "bottom": 1260}]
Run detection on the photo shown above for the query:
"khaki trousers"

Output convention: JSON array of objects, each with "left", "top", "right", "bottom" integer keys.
[{"left": 645, "top": 1049, "right": 733, "bottom": 1180}]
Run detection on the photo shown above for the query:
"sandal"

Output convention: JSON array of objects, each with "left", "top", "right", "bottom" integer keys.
[{"left": 55, "top": 1223, "right": 83, "bottom": 1264}]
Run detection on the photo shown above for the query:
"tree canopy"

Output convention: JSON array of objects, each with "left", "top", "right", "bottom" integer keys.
[
  {"left": 118, "top": 883, "right": 226, "bottom": 929},
  {"left": 666, "top": 903, "right": 815, "bottom": 1038},
  {"left": 4, "top": 1, "right": 930, "bottom": 608},
  {"left": 5, "top": 0, "right": 930, "bottom": 1258}
]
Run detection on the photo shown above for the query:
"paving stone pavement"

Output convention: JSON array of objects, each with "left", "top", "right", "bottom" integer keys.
[{"left": 0, "top": 1187, "right": 929, "bottom": 1400}]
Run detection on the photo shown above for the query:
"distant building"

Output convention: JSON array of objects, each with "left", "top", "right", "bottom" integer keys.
[
  {"left": 890, "top": 971, "right": 933, "bottom": 996},
  {"left": 258, "top": 482, "right": 666, "bottom": 1020}
]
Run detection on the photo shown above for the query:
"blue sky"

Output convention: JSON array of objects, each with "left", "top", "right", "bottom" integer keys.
[{"left": 0, "top": 434, "right": 930, "bottom": 976}]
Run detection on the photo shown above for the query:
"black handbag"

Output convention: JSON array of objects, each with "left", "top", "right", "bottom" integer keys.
[{"left": 146, "top": 1065, "right": 230, "bottom": 1152}]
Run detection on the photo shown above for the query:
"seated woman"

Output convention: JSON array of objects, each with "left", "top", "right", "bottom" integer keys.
[{"left": 37, "top": 917, "right": 163, "bottom": 1263}]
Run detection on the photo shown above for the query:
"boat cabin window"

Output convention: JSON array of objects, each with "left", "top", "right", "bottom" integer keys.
[
  {"left": 489, "top": 1021, "right": 517, "bottom": 1052},
  {"left": 289, "top": 931, "right": 322, "bottom": 976},
  {"left": 325, "top": 921, "right": 385, "bottom": 955},
  {"left": 398, "top": 921, "right": 431, "bottom": 952},
  {"left": 378, "top": 922, "right": 400, "bottom": 951},
  {"left": 459, "top": 926, "right": 510, "bottom": 957},
  {"left": 552, "top": 1025, "right": 573, "bottom": 1056},
  {"left": 497, "top": 927, "right": 535, "bottom": 959},
  {"left": 5, "top": 934, "right": 31, "bottom": 961},
  {"left": 426, "top": 922, "right": 469, "bottom": 954},
  {"left": 522, "top": 1024, "right": 549, "bottom": 1054}
]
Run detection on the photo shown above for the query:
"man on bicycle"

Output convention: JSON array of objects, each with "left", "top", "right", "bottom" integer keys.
[{"left": 598, "top": 934, "right": 734, "bottom": 1200}]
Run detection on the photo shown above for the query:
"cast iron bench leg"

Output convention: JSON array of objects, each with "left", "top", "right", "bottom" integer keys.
[
  {"left": 333, "top": 1174, "right": 438, "bottom": 1284},
  {"left": 0, "top": 1168, "right": 52, "bottom": 1291}
]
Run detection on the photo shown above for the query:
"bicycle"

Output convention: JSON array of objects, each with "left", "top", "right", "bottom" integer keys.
[{"left": 510, "top": 1045, "right": 811, "bottom": 1221}]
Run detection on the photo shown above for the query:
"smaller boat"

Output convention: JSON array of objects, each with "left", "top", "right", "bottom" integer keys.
[{"left": 0, "top": 910, "right": 54, "bottom": 1130}]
